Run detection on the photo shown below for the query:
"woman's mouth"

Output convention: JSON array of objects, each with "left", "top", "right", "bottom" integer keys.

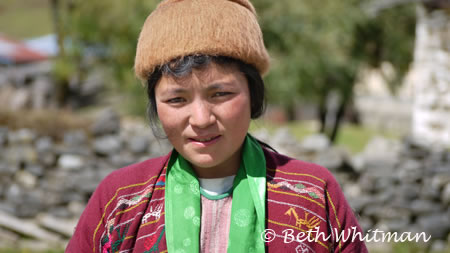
[{"left": 189, "top": 135, "right": 221, "bottom": 146}]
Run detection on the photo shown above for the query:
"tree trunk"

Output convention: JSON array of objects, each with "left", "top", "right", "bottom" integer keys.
[
  {"left": 411, "top": 4, "right": 450, "bottom": 147},
  {"left": 285, "top": 103, "right": 297, "bottom": 122},
  {"left": 329, "top": 97, "right": 348, "bottom": 143},
  {"left": 50, "top": 0, "right": 65, "bottom": 57},
  {"left": 50, "top": 0, "right": 75, "bottom": 108},
  {"left": 318, "top": 95, "right": 327, "bottom": 134}
]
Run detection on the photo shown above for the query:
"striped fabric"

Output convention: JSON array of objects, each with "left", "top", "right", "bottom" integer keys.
[{"left": 200, "top": 195, "right": 232, "bottom": 253}]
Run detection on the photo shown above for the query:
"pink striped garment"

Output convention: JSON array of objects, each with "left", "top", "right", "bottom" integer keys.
[{"left": 200, "top": 194, "right": 233, "bottom": 253}]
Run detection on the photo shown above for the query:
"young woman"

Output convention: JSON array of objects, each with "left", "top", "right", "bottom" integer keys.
[{"left": 67, "top": 0, "right": 368, "bottom": 252}]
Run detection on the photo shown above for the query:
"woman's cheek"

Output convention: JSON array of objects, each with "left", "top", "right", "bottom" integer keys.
[
  {"left": 157, "top": 106, "right": 179, "bottom": 135},
  {"left": 225, "top": 95, "right": 251, "bottom": 119}
]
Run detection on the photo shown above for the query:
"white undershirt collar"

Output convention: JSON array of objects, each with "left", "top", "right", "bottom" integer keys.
[{"left": 198, "top": 175, "right": 236, "bottom": 196}]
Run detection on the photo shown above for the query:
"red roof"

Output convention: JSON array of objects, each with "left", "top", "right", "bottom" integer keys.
[{"left": 0, "top": 35, "right": 48, "bottom": 64}]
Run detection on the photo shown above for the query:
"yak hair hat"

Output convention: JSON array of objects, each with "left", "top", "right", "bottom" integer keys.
[{"left": 134, "top": 0, "right": 270, "bottom": 81}]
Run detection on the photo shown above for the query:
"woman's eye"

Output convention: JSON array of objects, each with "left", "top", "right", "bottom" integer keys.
[
  {"left": 166, "top": 97, "right": 185, "bottom": 103},
  {"left": 212, "top": 92, "right": 231, "bottom": 97}
]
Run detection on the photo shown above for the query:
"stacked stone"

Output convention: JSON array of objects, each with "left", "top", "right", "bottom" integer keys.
[
  {"left": 0, "top": 109, "right": 171, "bottom": 249},
  {"left": 253, "top": 128, "right": 450, "bottom": 252},
  {"left": 0, "top": 118, "right": 448, "bottom": 251},
  {"left": 347, "top": 137, "right": 450, "bottom": 252}
]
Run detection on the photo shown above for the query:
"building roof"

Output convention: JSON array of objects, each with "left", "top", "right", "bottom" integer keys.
[{"left": 0, "top": 34, "right": 49, "bottom": 65}]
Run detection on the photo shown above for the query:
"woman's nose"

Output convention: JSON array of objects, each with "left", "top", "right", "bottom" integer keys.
[{"left": 189, "top": 100, "right": 216, "bottom": 128}]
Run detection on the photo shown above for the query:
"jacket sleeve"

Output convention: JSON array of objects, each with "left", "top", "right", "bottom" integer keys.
[
  {"left": 324, "top": 173, "right": 368, "bottom": 253},
  {"left": 65, "top": 181, "right": 107, "bottom": 253}
]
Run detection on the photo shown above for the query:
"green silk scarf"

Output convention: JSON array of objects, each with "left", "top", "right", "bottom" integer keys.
[{"left": 165, "top": 134, "right": 266, "bottom": 252}]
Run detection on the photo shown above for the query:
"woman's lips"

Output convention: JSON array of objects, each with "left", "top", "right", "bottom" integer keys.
[{"left": 188, "top": 135, "right": 221, "bottom": 147}]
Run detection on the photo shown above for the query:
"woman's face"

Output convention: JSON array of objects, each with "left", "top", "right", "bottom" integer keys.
[{"left": 155, "top": 63, "right": 251, "bottom": 178}]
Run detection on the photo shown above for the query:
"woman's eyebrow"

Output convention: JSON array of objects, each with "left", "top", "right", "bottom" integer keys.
[
  {"left": 206, "top": 81, "right": 235, "bottom": 91},
  {"left": 160, "top": 81, "right": 235, "bottom": 96},
  {"left": 161, "top": 87, "right": 187, "bottom": 96}
]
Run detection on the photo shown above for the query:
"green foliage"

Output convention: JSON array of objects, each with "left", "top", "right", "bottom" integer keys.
[
  {"left": 255, "top": 0, "right": 415, "bottom": 105},
  {"left": 255, "top": 0, "right": 363, "bottom": 106},
  {"left": 50, "top": 0, "right": 160, "bottom": 114},
  {"left": 67, "top": 0, "right": 159, "bottom": 81},
  {"left": 53, "top": 0, "right": 415, "bottom": 120},
  {"left": 52, "top": 56, "right": 76, "bottom": 83},
  {"left": 251, "top": 0, "right": 416, "bottom": 141},
  {"left": 352, "top": 4, "right": 416, "bottom": 92}
]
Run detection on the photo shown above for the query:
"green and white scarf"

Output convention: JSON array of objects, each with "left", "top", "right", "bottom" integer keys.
[{"left": 165, "top": 134, "right": 266, "bottom": 252}]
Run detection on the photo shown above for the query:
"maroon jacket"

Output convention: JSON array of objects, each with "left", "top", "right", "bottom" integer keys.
[{"left": 67, "top": 148, "right": 367, "bottom": 253}]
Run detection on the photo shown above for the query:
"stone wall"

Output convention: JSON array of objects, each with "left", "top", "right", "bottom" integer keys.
[
  {"left": 354, "top": 63, "right": 414, "bottom": 135},
  {"left": 411, "top": 6, "right": 450, "bottom": 148},
  {"left": 255, "top": 128, "right": 450, "bottom": 251},
  {"left": 355, "top": 95, "right": 412, "bottom": 133},
  {"left": 0, "top": 113, "right": 449, "bottom": 251},
  {"left": 0, "top": 110, "right": 172, "bottom": 249},
  {"left": 0, "top": 61, "right": 104, "bottom": 110}
]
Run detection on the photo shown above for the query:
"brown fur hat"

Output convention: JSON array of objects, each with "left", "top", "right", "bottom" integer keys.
[{"left": 134, "top": 0, "right": 270, "bottom": 81}]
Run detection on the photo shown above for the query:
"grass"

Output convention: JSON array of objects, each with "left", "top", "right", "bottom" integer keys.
[
  {"left": 0, "top": 108, "right": 399, "bottom": 153},
  {"left": 334, "top": 123, "right": 401, "bottom": 153},
  {"left": 0, "top": 0, "right": 52, "bottom": 39},
  {"left": 0, "top": 109, "right": 92, "bottom": 141},
  {"left": 250, "top": 119, "right": 401, "bottom": 154},
  {"left": 250, "top": 119, "right": 317, "bottom": 139}
]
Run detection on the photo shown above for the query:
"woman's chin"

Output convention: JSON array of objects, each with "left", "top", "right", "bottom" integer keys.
[{"left": 188, "top": 156, "right": 217, "bottom": 169}]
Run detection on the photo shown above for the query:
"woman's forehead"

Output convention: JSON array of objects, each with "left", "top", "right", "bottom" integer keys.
[{"left": 157, "top": 63, "right": 245, "bottom": 90}]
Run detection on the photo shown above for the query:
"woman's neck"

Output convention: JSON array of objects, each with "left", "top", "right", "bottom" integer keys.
[{"left": 191, "top": 148, "right": 242, "bottom": 178}]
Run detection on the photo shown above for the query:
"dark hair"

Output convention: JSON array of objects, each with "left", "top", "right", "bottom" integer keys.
[{"left": 146, "top": 54, "right": 266, "bottom": 138}]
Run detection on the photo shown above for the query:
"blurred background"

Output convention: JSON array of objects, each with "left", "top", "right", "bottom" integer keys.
[{"left": 0, "top": 0, "right": 449, "bottom": 252}]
